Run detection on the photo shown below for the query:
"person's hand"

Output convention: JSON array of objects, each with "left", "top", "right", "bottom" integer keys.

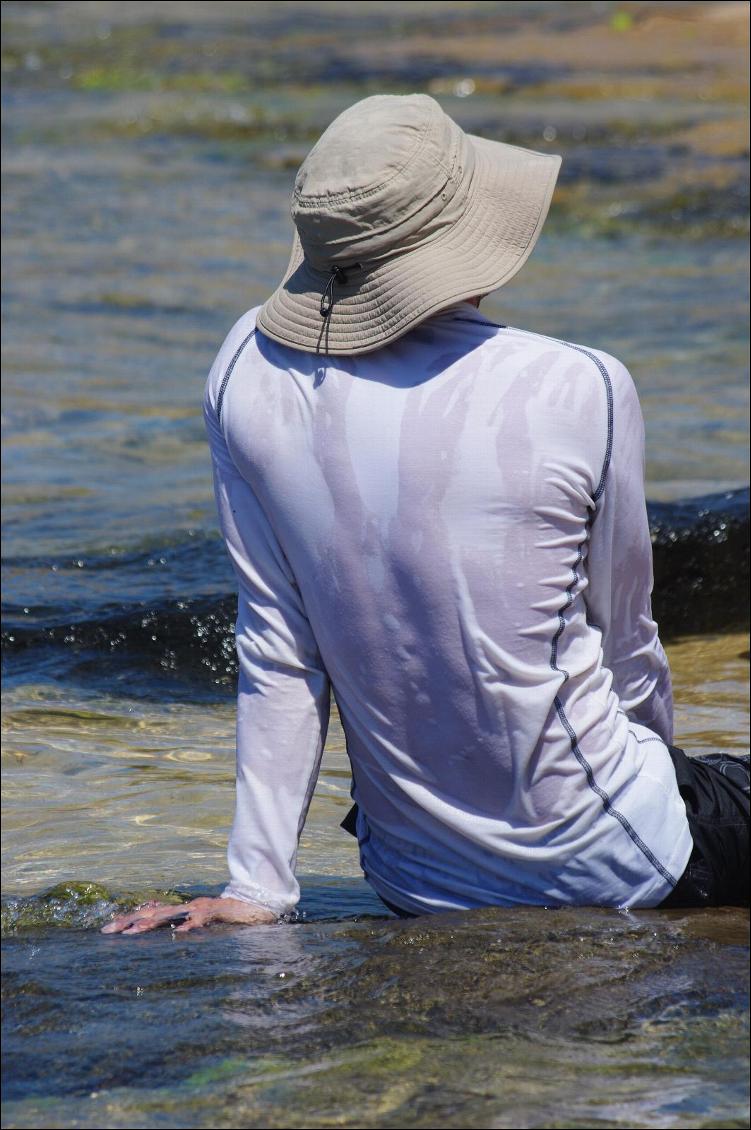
[{"left": 100, "top": 896, "right": 276, "bottom": 935}]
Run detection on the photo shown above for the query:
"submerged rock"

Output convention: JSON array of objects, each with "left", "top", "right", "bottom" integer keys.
[
  {"left": 0, "top": 882, "right": 187, "bottom": 936},
  {"left": 649, "top": 487, "right": 749, "bottom": 636},
  {"left": 2, "top": 903, "right": 748, "bottom": 1128}
]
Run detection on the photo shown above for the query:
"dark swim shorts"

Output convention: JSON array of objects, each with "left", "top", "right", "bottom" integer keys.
[{"left": 659, "top": 746, "right": 750, "bottom": 908}]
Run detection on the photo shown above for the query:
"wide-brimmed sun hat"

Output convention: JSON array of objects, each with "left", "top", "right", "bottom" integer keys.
[{"left": 257, "top": 93, "right": 561, "bottom": 356}]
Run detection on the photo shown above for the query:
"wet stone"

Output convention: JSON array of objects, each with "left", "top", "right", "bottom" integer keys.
[{"left": 2, "top": 905, "right": 748, "bottom": 1128}]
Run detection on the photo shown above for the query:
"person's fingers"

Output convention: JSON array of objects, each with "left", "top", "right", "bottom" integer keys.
[
  {"left": 102, "top": 909, "right": 155, "bottom": 934},
  {"left": 173, "top": 910, "right": 208, "bottom": 932},
  {"left": 101, "top": 902, "right": 188, "bottom": 934},
  {"left": 100, "top": 897, "right": 271, "bottom": 935},
  {"left": 101, "top": 913, "right": 144, "bottom": 934},
  {"left": 118, "top": 912, "right": 183, "bottom": 934},
  {"left": 121, "top": 919, "right": 161, "bottom": 934},
  {"left": 120, "top": 909, "right": 188, "bottom": 933},
  {"left": 171, "top": 898, "right": 225, "bottom": 931}
]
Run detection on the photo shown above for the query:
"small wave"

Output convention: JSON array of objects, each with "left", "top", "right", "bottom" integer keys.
[
  {"left": 2, "top": 593, "right": 239, "bottom": 697},
  {"left": 1, "top": 528, "right": 234, "bottom": 624}
]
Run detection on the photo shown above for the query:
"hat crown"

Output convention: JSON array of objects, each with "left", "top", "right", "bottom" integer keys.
[{"left": 292, "top": 94, "right": 471, "bottom": 270}]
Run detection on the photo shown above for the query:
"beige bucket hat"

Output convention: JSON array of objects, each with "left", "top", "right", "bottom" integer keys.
[{"left": 257, "top": 93, "right": 561, "bottom": 356}]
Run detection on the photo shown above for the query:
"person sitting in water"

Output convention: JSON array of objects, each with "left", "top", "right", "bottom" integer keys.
[{"left": 103, "top": 94, "right": 749, "bottom": 936}]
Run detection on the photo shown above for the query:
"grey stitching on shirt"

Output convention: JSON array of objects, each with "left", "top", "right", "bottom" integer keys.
[
  {"left": 629, "top": 731, "right": 667, "bottom": 746},
  {"left": 542, "top": 338, "right": 675, "bottom": 888},
  {"left": 516, "top": 329, "right": 614, "bottom": 503},
  {"left": 555, "top": 697, "right": 677, "bottom": 886},
  {"left": 550, "top": 526, "right": 589, "bottom": 680},
  {"left": 560, "top": 343, "right": 614, "bottom": 501},
  {"left": 217, "top": 330, "right": 256, "bottom": 424}
]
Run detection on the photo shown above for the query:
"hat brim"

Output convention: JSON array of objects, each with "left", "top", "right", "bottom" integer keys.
[{"left": 256, "top": 135, "right": 561, "bottom": 356}]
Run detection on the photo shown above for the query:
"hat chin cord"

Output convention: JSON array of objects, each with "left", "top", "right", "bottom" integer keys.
[{"left": 320, "top": 263, "right": 361, "bottom": 318}]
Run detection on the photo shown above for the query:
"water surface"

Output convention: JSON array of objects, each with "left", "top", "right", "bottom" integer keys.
[{"left": 2, "top": 2, "right": 749, "bottom": 1127}]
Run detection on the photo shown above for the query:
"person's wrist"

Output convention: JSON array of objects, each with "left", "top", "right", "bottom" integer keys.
[{"left": 216, "top": 896, "right": 277, "bottom": 924}]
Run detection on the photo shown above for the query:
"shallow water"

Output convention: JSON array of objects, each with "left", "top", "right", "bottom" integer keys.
[
  {"left": 2, "top": 634, "right": 749, "bottom": 1129},
  {"left": 3, "top": 908, "right": 749, "bottom": 1130},
  {"left": 1, "top": 633, "right": 748, "bottom": 903},
  {"left": 2, "top": 1, "right": 749, "bottom": 1127}
]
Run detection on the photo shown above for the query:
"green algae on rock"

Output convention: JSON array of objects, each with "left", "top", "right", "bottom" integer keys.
[{"left": 0, "top": 882, "right": 187, "bottom": 936}]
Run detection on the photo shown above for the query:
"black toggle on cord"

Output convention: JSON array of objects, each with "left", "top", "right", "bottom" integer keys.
[{"left": 320, "top": 263, "right": 361, "bottom": 318}]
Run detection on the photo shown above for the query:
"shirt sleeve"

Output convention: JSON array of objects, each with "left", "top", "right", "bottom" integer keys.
[
  {"left": 203, "top": 366, "right": 331, "bottom": 919},
  {"left": 584, "top": 356, "right": 674, "bottom": 744}
]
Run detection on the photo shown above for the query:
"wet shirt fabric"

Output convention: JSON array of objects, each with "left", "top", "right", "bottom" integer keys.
[{"left": 203, "top": 303, "right": 693, "bottom": 917}]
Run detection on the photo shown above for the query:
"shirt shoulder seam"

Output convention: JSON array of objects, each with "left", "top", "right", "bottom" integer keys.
[{"left": 217, "top": 327, "right": 257, "bottom": 424}]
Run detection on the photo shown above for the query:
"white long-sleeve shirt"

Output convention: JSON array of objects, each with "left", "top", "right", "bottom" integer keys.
[{"left": 203, "top": 302, "right": 692, "bottom": 916}]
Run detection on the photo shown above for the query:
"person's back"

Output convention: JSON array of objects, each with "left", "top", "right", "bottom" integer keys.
[
  {"left": 203, "top": 298, "right": 691, "bottom": 916},
  {"left": 103, "top": 92, "right": 748, "bottom": 939}
]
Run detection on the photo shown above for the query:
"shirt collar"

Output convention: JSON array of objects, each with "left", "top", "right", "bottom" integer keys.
[{"left": 427, "top": 301, "right": 503, "bottom": 329}]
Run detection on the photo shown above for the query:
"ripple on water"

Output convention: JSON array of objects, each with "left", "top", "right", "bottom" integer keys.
[{"left": 1, "top": 905, "right": 748, "bottom": 1129}]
